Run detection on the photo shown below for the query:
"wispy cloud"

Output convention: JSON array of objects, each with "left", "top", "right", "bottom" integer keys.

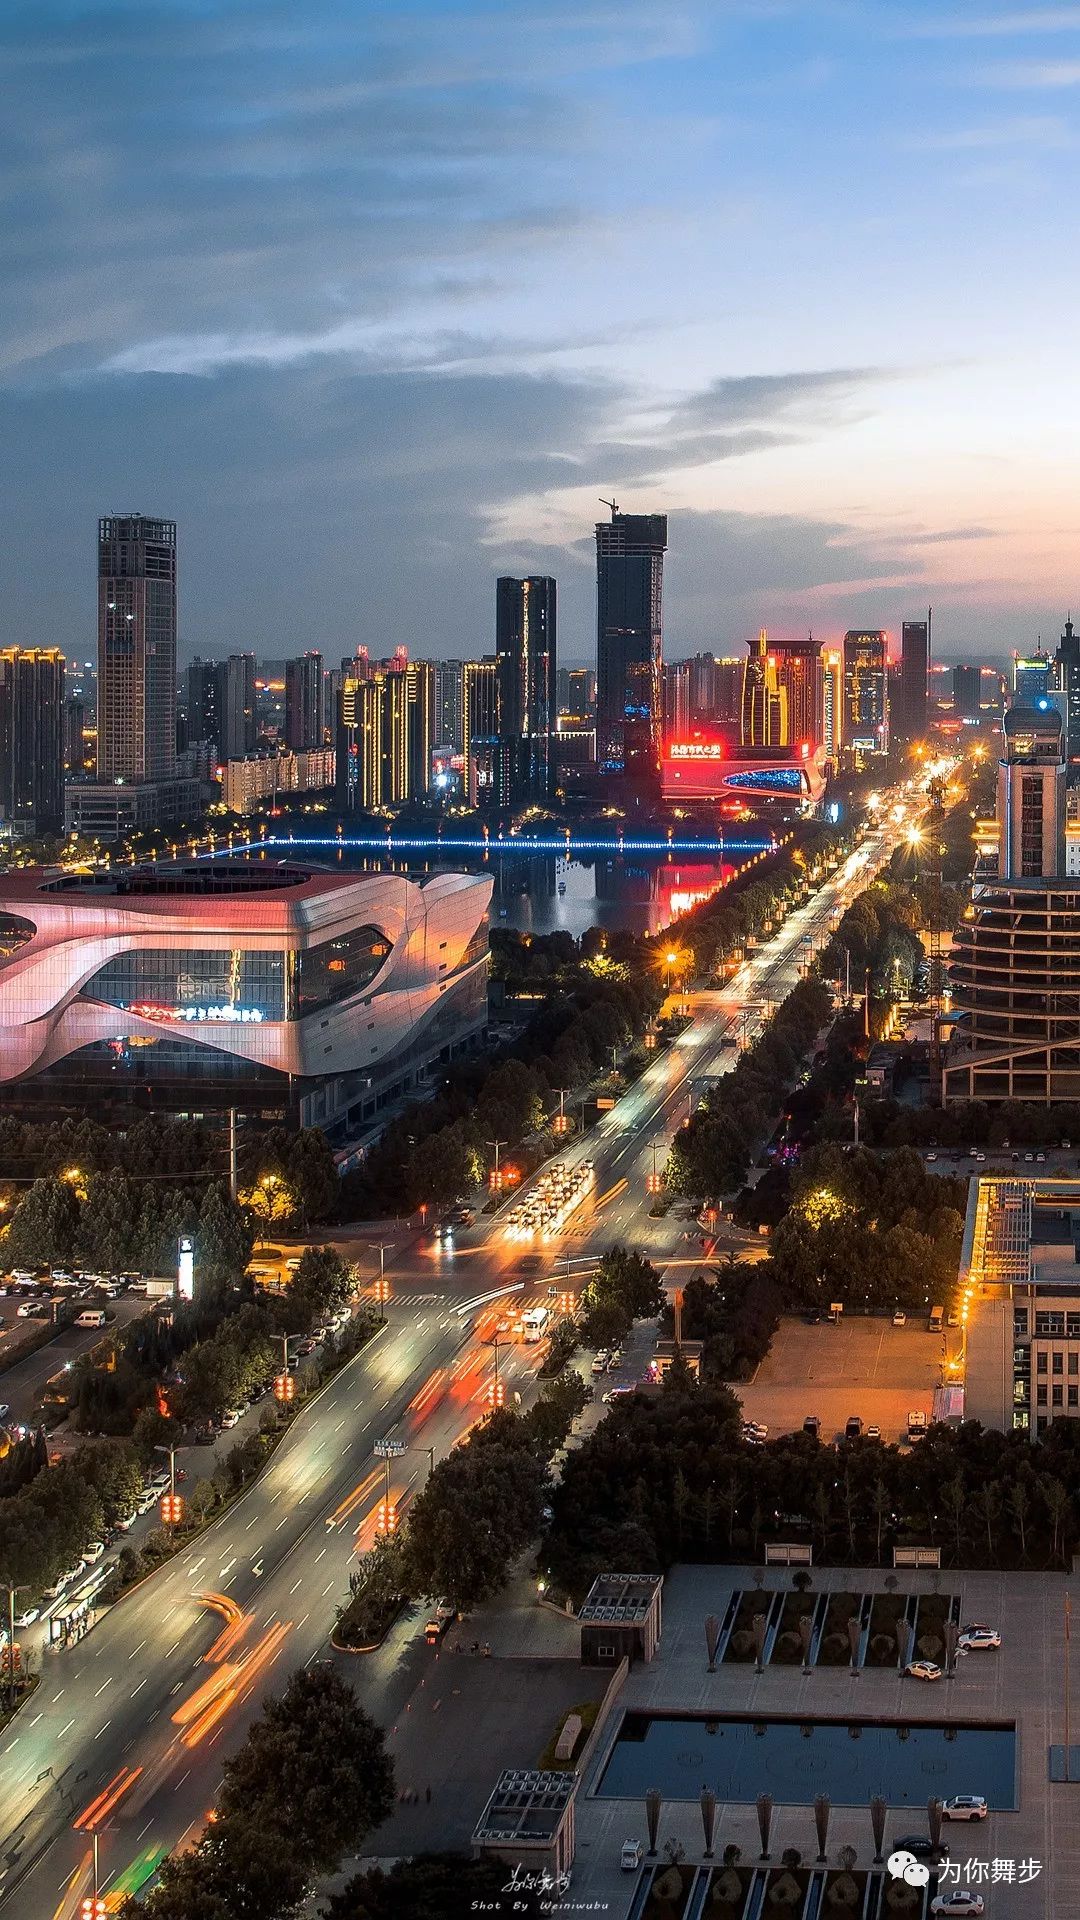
[
  {"left": 903, "top": 112, "right": 1072, "bottom": 147},
  {"left": 976, "top": 56, "right": 1080, "bottom": 81},
  {"left": 904, "top": 8, "right": 1080, "bottom": 34}
]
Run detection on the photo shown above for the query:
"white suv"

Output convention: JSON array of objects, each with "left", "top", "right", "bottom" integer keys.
[{"left": 942, "top": 1795, "right": 988, "bottom": 1822}]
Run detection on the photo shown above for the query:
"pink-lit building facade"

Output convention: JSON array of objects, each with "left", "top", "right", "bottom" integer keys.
[{"left": 0, "top": 862, "right": 491, "bottom": 1134}]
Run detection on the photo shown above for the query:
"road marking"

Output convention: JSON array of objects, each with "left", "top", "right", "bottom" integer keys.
[
  {"left": 322, "top": 1581, "right": 335, "bottom": 1596},
  {"left": 174, "top": 1768, "right": 191, "bottom": 1791},
  {"left": 58, "top": 1720, "right": 75, "bottom": 1737},
  {"left": 93, "top": 1677, "right": 112, "bottom": 1697},
  {"left": 289, "top": 1578, "right": 303, "bottom": 1595},
  {"left": 131, "top": 1679, "right": 147, "bottom": 1697},
  {"left": 93, "top": 1720, "right": 111, "bottom": 1739},
  {"left": 165, "top": 1640, "right": 181, "bottom": 1657}
]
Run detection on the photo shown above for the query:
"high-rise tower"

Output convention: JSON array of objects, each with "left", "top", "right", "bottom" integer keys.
[
  {"left": 595, "top": 505, "right": 666, "bottom": 780},
  {"left": 285, "top": 653, "right": 323, "bottom": 751},
  {"left": 97, "top": 515, "right": 177, "bottom": 780},
  {"left": 0, "top": 647, "right": 65, "bottom": 834},
  {"left": 496, "top": 576, "right": 557, "bottom": 804}
]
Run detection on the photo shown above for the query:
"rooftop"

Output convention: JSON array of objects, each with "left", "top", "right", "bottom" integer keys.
[
  {"left": 579, "top": 1572, "right": 663, "bottom": 1625},
  {"left": 473, "top": 1769, "right": 576, "bottom": 1844}
]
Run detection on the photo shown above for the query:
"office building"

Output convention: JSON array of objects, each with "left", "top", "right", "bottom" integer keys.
[
  {"left": 285, "top": 653, "right": 323, "bottom": 752},
  {"left": 435, "top": 659, "right": 464, "bottom": 751},
  {"left": 65, "top": 775, "right": 202, "bottom": 839},
  {"left": 461, "top": 657, "right": 501, "bottom": 808},
  {"left": 595, "top": 506, "right": 667, "bottom": 779},
  {"left": 65, "top": 697, "right": 89, "bottom": 775},
  {"left": 740, "top": 631, "right": 787, "bottom": 749},
  {"left": 405, "top": 660, "right": 435, "bottom": 801},
  {"left": 1013, "top": 648, "right": 1051, "bottom": 704},
  {"left": 221, "top": 654, "right": 257, "bottom": 759},
  {"left": 496, "top": 576, "right": 557, "bottom": 805},
  {"left": 0, "top": 860, "right": 491, "bottom": 1135},
  {"left": 559, "top": 668, "right": 595, "bottom": 722},
  {"left": 952, "top": 664, "right": 982, "bottom": 724},
  {"left": 97, "top": 515, "right": 177, "bottom": 782},
  {"left": 0, "top": 647, "right": 65, "bottom": 836},
  {"left": 336, "top": 672, "right": 383, "bottom": 813},
  {"left": 945, "top": 706, "right": 1074, "bottom": 1106},
  {"left": 767, "top": 634, "right": 822, "bottom": 747},
  {"left": 821, "top": 649, "right": 843, "bottom": 758},
  {"left": 663, "top": 661, "right": 691, "bottom": 740},
  {"left": 959, "top": 1174, "right": 1080, "bottom": 1438},
  {"left": 842, "top": 630, "right": 888, "bottom": 755},
  {"left": 892, "top": 615, "right": 930, "bottom": 746},
  {"left": 186, "top": 657, "right": 221, "bottom": 746},
  {"left": 996, "top": 705, "right": 1065, "bottom": 881}
]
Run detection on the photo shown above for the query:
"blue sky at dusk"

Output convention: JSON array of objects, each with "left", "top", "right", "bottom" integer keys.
[{"left": 3, "top": 0, "right": 1080, "bottom": 664}]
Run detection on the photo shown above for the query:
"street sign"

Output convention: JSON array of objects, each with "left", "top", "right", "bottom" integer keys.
[{"left": 374, "top": 1437, "right": 406, "bottom": 1459}]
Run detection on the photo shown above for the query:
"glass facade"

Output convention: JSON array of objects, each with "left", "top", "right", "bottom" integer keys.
[
  {"left": 295, "top": 926, "right": 390, "bottom": 1015},
  {"left": 85, "top": 948, "right": 288, "bottom": 1022},
  {"left": 84, "top": 928, "right": 392, "bottom": 1025},
  {"left": 0, "top": 913, "right": 35, "bottom": 960}
]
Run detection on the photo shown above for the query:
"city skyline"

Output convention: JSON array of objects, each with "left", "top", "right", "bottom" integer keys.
[{"left": 4, "top": 4, "right": 1080, "bottom": 665}]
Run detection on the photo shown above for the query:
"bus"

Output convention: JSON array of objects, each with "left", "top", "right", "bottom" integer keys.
[
  {"left": 929, "top": 1305, "right": 944, "bottom": 1333},
  {"left": 521, "top": 1307, "right": 550, "bottom": 1343}
]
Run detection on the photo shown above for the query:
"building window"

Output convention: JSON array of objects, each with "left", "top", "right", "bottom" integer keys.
[
  {"left": 294, "top": 927, "right": 391, "bottom": 1016},
  {"left": 1037, "top": 1385, "right": 1048, "bottom": 1406},
  {"left": 1070, "top": 1354, "right": 1078, "bottom": 1376},
  {"left": 86, "top": 947, "right": 288, "bottom": 1022},
  {"left": 1036, "top": 1311, "right": 1065, "bottom": 1336},
  {"left": 1053, "top": 1386, "right": 1064, "bottom": 1407},
  {"left": 1070, "top": 1386, "right": 1079, "bottom": 1409},
  {"left": 1036, "top": 1352, "right": 1048, "bottom": 1374},
  {"left": 1053, "top": 1352, "right": 1064, "bottom": 1375},
  {"left": 1014, "top": 1309, "right": 1029, "bottom": 1336}
]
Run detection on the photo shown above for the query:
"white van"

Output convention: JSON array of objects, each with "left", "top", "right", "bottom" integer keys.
[{"left": 75, "top": 1308, "right": 106, "bottom": 1328}]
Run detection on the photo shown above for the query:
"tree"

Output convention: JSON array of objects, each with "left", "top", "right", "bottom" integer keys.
[
  {"left": 125, "top": 1821, "right": 307, "bottom": 1920},
  {"left": 218, "top": 1666, "right": 395, "bottom": 1874},
  {"left": 404, "top": 1441, "right": 546, "bottom": 1609},
  {"left": 281, "top": 1247, "right": 352, "bottom": 1335},
  {"left": 2, "top": 1175, "right": 80, "bottom": 1269},
  {"left": 324, "top": 1853, "right": 543, "bottom": 1920},
  {"left": 197, "top": 1183, "right": 253, "bottom": 1294},
  {"left": 241, "top": 1174, "right": 299, "bottom": 1239},
  {"left": 408, "top": 1121, "right": 482, "bottom": 1209}
]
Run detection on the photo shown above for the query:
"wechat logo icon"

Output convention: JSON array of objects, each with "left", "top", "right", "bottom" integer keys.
[{"left": 887, "top": 1849, "right": 930, "bottom": 1888}]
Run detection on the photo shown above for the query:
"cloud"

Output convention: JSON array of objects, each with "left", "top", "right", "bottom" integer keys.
[
  {"left": 903, "top": 113, "right": 1072, "bottom": 147},
  {"left": 975, "top": 56, "right": 1080, "bottom": 81}
]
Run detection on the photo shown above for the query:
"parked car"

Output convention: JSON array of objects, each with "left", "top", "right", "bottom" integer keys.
[
  {"left": 221, "top": 1408, "right": 241, "bottom": 1428},
  {"left": 82, "top": 1540, "right": 106, "bottom": 1564},
  {"left": 905, "top": 1660, "right": 944, "bottom": 1682},
  {"left": 621, "top": 1841, "right": 643, "bottom": 1872},
  {"left": 14, "top": 1604, "right": 39, "bottom": 1628},
  {"left": 591, "top": 1354, "right": 608, "bottom": 1376},
  {"left": 942, "top": 1796, "right": 988, "bottom": 1822},
  {"left": 116, "top": 1510, "right": 139, "bottom": 1531},
  {"left": 802, "top": 1415, "right": 821, "bottom": 1438},
  {"left": 930, "top": 1896, "right": 984, "bottom": 1918},
  {"left": 866, "top": 1424, "right": 882, "bottom": 1440},
  {"left": 892, "top": 1309, "right": 907, "bottom": 1326},
  {"left": 958, "top": 1625, "right": 1001, "bottom": 1651},
  {"left": 845, "top": 1415, "right": 863, "bottom": 1439},
  {"left": 893, "top": 1834, "right": 949, "bottom": 1860}
]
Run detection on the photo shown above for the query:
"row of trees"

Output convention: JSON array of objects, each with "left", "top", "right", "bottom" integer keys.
[
  {"left": 763, "top": 1143, "right": 966, "bottom": 1314},
  {"left": 664, "top": 823, "right": 847, "bottom": 983},
  {"left": 865, "top": 1094, "right": 1080, "bottom": 1152},
  {"left": 665, "top": 976, "right": 833, "bottom": 1200},
  {"left": 0, "top": 1438, "right": 146, "bottom": 1593},
  {"left": 668, "top": 1259, "right": 783, "bottom": 1381},
  {"left": 543, "top": 1370, "right": 1080, "bottom": 1595},
  {"left": 125, "top": 1666, "right": 395, "bottom": 1919},
  {"left": 2, "top": 1173, "right": 252, "bottom": 1297},
  {"left": 349, "top": 948, "right": 664, "bottom": 1213}
]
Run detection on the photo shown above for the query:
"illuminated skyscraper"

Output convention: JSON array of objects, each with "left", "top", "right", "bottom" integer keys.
[
  {"left": 97, "top": 514, "right": 177, "bottom": 780},
  {"left": 462, "top": 657, "right": 501, "bottom": 808},
  {"left": 892, "top": 615, "right": 930, "bottom": 746},
  {"left": 595, "top": 506, "right": 666, "bottom": 779},
  {"left": 740, "top": 631, "right": 787, "bottom": 748},
  {"left": 821, "top": 649, "right": 843, "bottom": 757},
  {"left": 496, "top": 576, "right": 556, "bottom": 803},
  {"left": 842, "top": 630, "right": 887, "bottom": 754},
  {"left": 0, "top": 646, "right": 65, "bottom": 834},
  {"left": 767, "top": 634, "right": 822, "bottom": 746},
  {"left": 1013, "top": 648, "right": 1051, "bottom": 704}
]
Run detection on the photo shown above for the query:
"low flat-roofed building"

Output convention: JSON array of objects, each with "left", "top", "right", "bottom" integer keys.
[
  {"left": 579, "top": 1571, "right": 663, "bottom": 1666},
  {"left": 960, "top": 1173, "right": 1080, "bottom": 1438},
  {"left": 472, "top": 1768, "right": 576, "bottom": 1882}
]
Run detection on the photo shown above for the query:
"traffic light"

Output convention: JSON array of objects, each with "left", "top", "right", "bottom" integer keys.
[
  {"left": 81, "top": 1898, "right": 107, "bottom": 1920},
  {"left": 646, "top": 1173, "right": 662, "bottom": 1194},
  {"left": 160, "top": 1492, "right": 184, "bottom": 1527},
  {"left": 375, "top": 1278, "right": 390, "bottom": 1305},
  {"left": 274, "top": 1371, "right": 296, "bottom": 1403},
  {"left": 376, "top": 1500, "right": 398, "bottom": 1536},
  {"left": 487, "top": 1379, "right": 505, "bottom": 1408}
]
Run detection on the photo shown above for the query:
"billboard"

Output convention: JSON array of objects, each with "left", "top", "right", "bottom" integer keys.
[{"left": 177, "top": 1236, "right": 194, "bottom": 1303}]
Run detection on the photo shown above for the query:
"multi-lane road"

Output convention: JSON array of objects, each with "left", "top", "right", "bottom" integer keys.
[{"left": 0, "top": 801, "right": 915, "bottom": 1920}]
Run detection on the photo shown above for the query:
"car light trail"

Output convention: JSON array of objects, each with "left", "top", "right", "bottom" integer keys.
[
  {"left": 325, "top": 1466, "right": 382, "bottom": 1530},
  {"left": 74, "top": 1766, "right": 143, "bottom": 1831}
]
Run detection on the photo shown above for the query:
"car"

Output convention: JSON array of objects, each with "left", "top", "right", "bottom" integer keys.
[
  {"left": 116, "top": 1510, "right": 139, "bottom": 1531},
  {"left": 942, "top": 1795, "right": 988, "bottom": 1822},
  {"left": 958, "top": 1625, "right": 1001, "bottom": 1650},
  {"left": 285, "top": 1256, "right": 302, "bottom": 1272},
  {"left": 892, "top": 1310, "right": 907, "bottom": 1326},
  {"left": 893, "top": 1833, "right": 949, "bottom": 1861},
  {"left": 14, "top": 1604, "right": 39, "bottom": 1628},
  {"left": 607, "top": 1351, "right": 623, "bottom": 1372},
  {"left": 82, "top": 1540, "right": 106, "bottom": 1564},
  {"left": 905, "top": 1660, "right": 944, "bottom": 1682},
  {"left": 930, "top": 1897, "right": 984, "bottom": 1918},
  {"left": 947, "top": 1310, "right": 961, "bottom": 1328},
  {"left": 17, "top": 1301, "right": 51, "bottom": 1319},
  {"left": 1036, "top": 1150, "right": 1047, "bottom": 1163},
  {"left": 296, "top": 1338, "right": 317, "bottom": 1356},
  {"left": 802, "top": 1415, "right": 821, "bottom": 1437},
  {"left": 866, "top": 1424, "right": 882, "bottom": 1440},
  {"left": 621, "top": 1840, "right": 643, "bottom": 1871},
  {"left": 926, "top": 1152, "right": 938, "bottom": 1163},
  {"left": 220, "top": 1408, "right": 241, "bottom": 1428},
  {"left": 602, "top": 1385, "right": 634, "bottom": 1403},
  {"left": 844, "top": 1415, "right": 863, "bottom": 1440},
  {"left": 1024, "top": 1150, "right": 1034, "bottom": 1162},
  {"left": 0, "top": 1405, "right": 10, "bottom": 1425}
]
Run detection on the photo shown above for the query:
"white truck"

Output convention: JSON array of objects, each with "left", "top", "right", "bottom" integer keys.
[{"left": 521, "top": 1307, "right": 551, "bottom": 1343}]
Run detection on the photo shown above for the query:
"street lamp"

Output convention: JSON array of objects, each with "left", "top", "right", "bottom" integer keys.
[{"left": 3, "top": 1585, "right": 27, "bottom": 1714}]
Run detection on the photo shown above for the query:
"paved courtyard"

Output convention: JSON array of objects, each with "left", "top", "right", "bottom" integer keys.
[
  {"left": 738, "top": 1315, "right": 960, "bottom": 1444},
  {"left": 568, "top": 1563, "right": 1078, "bottom": 1920}
]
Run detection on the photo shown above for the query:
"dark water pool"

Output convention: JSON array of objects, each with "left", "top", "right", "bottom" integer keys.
[{"left": 596, "top": 1712, "right": 1017, "bottom": 1809}]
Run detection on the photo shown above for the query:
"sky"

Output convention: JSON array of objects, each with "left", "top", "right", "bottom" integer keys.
[{"left": 3, "top": 1, "right": 1080, "bottom": 667}]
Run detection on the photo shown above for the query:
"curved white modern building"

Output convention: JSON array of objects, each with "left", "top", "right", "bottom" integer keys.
[{"left": 0, "top": 862, "right": 491, "bottom": 1132}]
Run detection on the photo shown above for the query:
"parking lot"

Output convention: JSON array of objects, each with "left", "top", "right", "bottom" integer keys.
[{"left": 737, "top": 1314, "right": 958, "bottom": 1444}]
